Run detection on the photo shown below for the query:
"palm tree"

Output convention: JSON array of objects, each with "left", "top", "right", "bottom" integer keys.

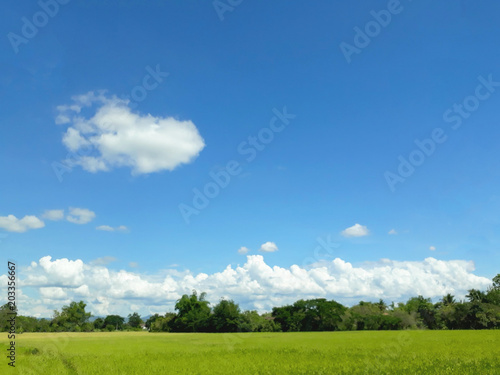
[
  {"left": 466, "top": 289, "right": 486, "bottom": 303},
  {"left": 441, "top": 294, "right": 456, "bottom": 306}
]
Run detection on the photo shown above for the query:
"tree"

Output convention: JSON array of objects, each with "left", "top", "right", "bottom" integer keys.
[
  {"left": 127, "top": 312, "right": 143, "bottom": 329},
  {"left": 52, "top": 301, "right": 91, "bottom": 331},
  {"left": 93, "top": 317, "right": 105, "bottom": 330},
  {"left": 466, "top": 289, "right": 487, "bottom": 304},
  {"left": 210, "top": 299, "right": 241, "bottom": 332},
  {"left": 272, "top": 298, "right": 345, "bottom": 332},
  {"left": 145, "top": 314, "right": 161, "bottom": 330},
  {"left": 442, "top": 294, "right": 456, "bottom": 306},
  {"left": 405, "top": 296, "right": 439, "bottom": 329},
  {"left": 171, "top": 291, "right": 211, "bottom": 332},
  {"left": 104, "top": 315, "right": 125, "bottom": 330},
  {"left": 0, "top": 303, "right": 16, "bottom": 332},
  {"left": 492, "top": 274, "right": 500, "bottom": 290}
]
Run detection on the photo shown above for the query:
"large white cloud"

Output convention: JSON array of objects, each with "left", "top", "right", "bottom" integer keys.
[
  {"left": 341, "top": 223, "right": 369, "bottom": 237},
  {"left": 6, "top": 255, "right": 492, "bottom": 318},
  {"left": 0, "top": 215, "right": 45, "bottom": 233},
  {"left": 56, "top": 91, "right": 205, "bottom": 174}
]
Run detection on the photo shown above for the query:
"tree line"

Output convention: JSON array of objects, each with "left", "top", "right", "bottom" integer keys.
[{"left": 1, "top": 274, "right": 499, "bottom": 333}]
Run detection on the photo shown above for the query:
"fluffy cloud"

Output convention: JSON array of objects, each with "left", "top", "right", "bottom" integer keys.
[
  {"left": 8, "top": 255, "right": 492, "bottom": 318},
  {"left": 0, "top": 215, "right": 45, "bottom": 233},
  {"left": 259, "top": 242, "right": 278, "bottom": 253},
  {"left": 388, "top": 229, "right": 397, "bottom": 235},
  {"left": 341, "top": 223, "right": 369, "bottom": 237},
  {"left": 56, "top": 91, "right": 205, "bottom": 175},
  {"left": 238, "top": 246, "right": 250, "bottom": 255},
  {"left": 96, "top": 225, "right": 128, "bottom": 232},
  {"left": 42, "top": 209, "right": 65, "bottom": 221},
  {"left": 429, "top": 246, "right": 436, "bottom": 251},
  {"left": 66, "top": 208, "right": 96, "bottom": 225}
]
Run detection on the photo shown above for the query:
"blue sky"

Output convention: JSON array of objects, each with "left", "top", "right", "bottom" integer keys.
[{"left": 1, "top": 0, "right": 499, "bottom": 317}]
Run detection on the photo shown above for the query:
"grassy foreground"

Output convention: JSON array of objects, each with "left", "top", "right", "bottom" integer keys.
[{"left": 2, "top": 330, "right": 499, "bottom": 374}]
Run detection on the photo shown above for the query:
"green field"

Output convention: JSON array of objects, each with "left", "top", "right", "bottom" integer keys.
[{"left": 3, "top": 331, "right": 499, "bottom": 374}]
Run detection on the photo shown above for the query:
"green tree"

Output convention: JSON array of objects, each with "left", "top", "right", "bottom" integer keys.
[
  {"left": 441, "top": 294, "right": 456, "bottom": 306},
  {"left": 93, "top": 317, "right": 105, "bottom": 330},
  {"left": 52, "top": 301, "right": 91, "bottom": 331},
  {"left": 145, "top": 314, "right": 161, "bottom": 330},
  {"left": 210, "top": 299, "right": 241, "bottom": 332},
  {"left": 127, "top": 312, "right": 143, "bottom": 329},
  {"left": 0, "top": 303, "right": 16, "bottom": 332},
  {"left": 104, "top": 315, "right": 125, "bottom": 330},
  {"left": 171, "top": 291, "right": 211, "bottom": 332}
]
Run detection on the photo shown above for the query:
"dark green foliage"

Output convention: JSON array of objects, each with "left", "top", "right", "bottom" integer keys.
[
  {"left": 127, "top": 312, "right": 143, "bottom": 328},
  {"left": 272, "top": 298, "right": 346, "bottom": 332},
  {"left": 104, "top": 315, "right": 125, "bottom": 330}
]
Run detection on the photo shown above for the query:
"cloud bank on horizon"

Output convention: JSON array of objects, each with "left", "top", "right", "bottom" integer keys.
[{"left": 4, "top": 254, "right": 491, "bottom": 318}]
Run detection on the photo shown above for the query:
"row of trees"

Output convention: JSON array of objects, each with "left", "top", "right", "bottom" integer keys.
[
  {"left": 0, "top": 301, "right": 145, "bottom": 333},
  {"left": 2, "top": 274, "right": 499, "bottom": 333}
]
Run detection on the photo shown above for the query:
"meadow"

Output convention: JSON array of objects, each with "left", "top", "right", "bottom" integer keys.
[{"left": 4, "top": 330, "right": 499, "bottom": 374}]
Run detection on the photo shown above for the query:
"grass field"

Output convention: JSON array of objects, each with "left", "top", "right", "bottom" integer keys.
[{"left": 3, "top": 330, "right": 499, "bottom": 374}]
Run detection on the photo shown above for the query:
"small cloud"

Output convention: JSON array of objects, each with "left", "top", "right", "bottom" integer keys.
[
  {"left": 96, "top": 225, "right": 128, "bottom": 232},
  {"left": 129, "top": 262, "right": 139, "bottom": 268},
  {"left": 90, "top": 256, "right": 117, "bottom": 265},
  {"left": 0, "top": 215, "right": 45, "bottom": 233},
  {"left": 259, "top": 242, "right": 278, "bottom": 253},
  {"left": 66, "top": 208, "right": 96, "bottom": 225},
  {"left": 341, "top": 223, "right": 369, "bottom": 238},
  {"left": 96, "top": 225, "right": 114, "bottom": 232},
  {"left": 238, "top": 246, "right": 250, "bottom": 255},
  {"left": 388, "top": 229, "right": 397, "bottom": 235},
  {"left": 429, "top": 246, "right": 436, "bottom": 251},
  {"left": 42, "top": 210, "right": 65, "bottom": 221}
]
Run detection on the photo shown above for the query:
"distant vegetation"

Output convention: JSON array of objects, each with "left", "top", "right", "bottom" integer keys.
[{"left": 2, "top": 274, "right": 499, "bottom": 333}]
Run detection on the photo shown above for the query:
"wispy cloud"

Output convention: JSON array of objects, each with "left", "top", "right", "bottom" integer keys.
[
  {"left": 42, "top": 210, "right": 65, "bottom": 221},
  {"left": 96, "top": 225, "right": 128, "bottom": 232}
]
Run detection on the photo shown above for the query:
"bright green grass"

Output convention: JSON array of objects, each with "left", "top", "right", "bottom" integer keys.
[{"left": 2, "top": 330, "right": 499, "bottom": 374}]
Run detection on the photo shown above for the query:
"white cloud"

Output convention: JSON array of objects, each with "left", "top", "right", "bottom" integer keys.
[
  {"left": 96, "top": 225, "right": 128, "bottom": 232},
  {"left": 429, "top": 246, "right": 436, "bottom": 251},
  {"left": 388, "top": 229, "right": 397, "bottom": 235},
  {"left": 341, "top": 223, "right": 369, "bottom": 237},
  {"left": 238, "top": 246, "right": 250, "bottom": 255},
  {"left": 56, "top": 91, "right": 205, "bottom": 175},
  {"left": 7, "top": 255, "right": 492, "bottom": 318},
  {"left": 66, "top": 208, "right": 96, "bottom": 225},
  {"left": 259, "top": 242, "right": 278, "bottom": 253},
  {"left": 0, "top": 215, "right": 45, "bottom": 233},
  {"left": 42, "top": 209, "right": 65, "bottom": 221}
]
